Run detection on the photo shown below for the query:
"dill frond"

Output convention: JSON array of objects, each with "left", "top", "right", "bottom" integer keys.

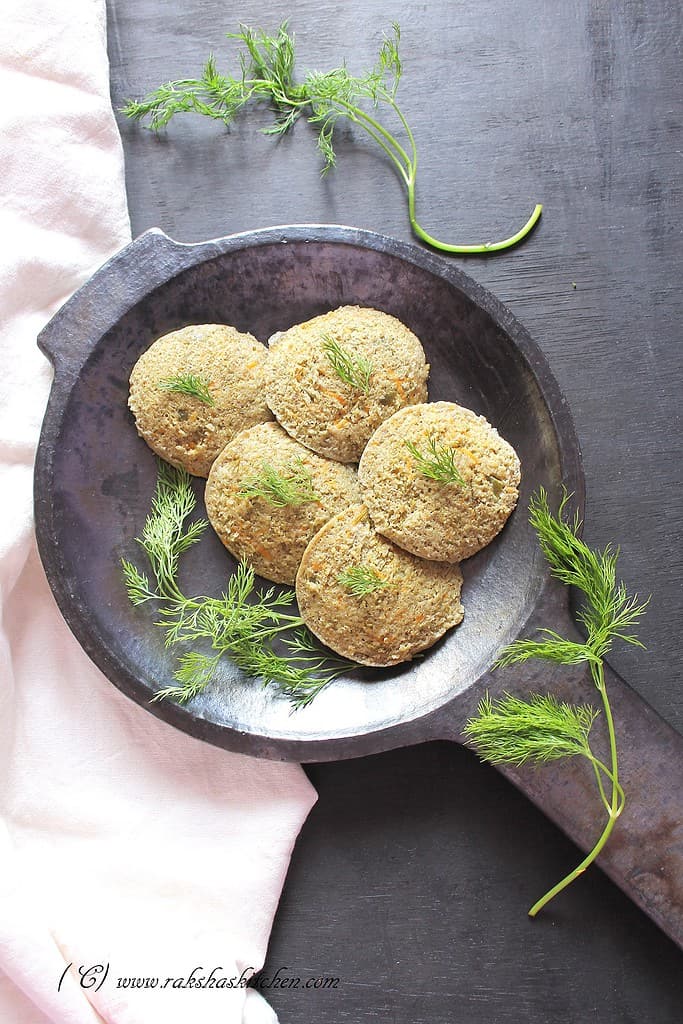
[
  {"left": 122, "top": 463, "right": 354, "bottom": 709},
  {"left": 135, "top": 463, "right": 209, "bottom": 600},
  {"left": 239, "top": 458, "right": 318, "bottom": 507},
  {"left": 495, "top": 630, "right": 594, "bottom": 668},
  {"left": 123, "top": 22, "right": 541, "bottom": 254},
  {"left": 231, "top": 635, "right": 352, "bottom": 711},
  {"left": 404, "top": 435, "right": 465, "bottom": 486},
  {"left": 464, "top": 693, "right": 600, "bottom": 766},
  {"left": 157, "top": 373, "right": 215, "bottom": 406},
  {"left": 151, "top": 652, "right": 222, "bottom": 704},
  {"left": 528, "top": 488, "right": 649, "bottom": 660},
  {"left": 337, "top": 564, "right": 390, "bottom": 596},
  {"left": 465, "top": 487, "right": 644, "bottom": 918},
  {"left": 321, "top": 336, "right": 374, "bottom": 393},
  {"left": 121, "top": 559, "right": 155, "bottom": 605}
]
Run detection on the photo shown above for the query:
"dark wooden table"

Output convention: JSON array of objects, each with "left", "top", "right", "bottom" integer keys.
[{"left": 108, "top": 1, "right": 683, "bottom": 1019}]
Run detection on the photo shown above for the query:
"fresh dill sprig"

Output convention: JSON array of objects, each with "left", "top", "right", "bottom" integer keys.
[
  {"left": 249, "top": 628, "right": 352, "bottom": 710},
  {"left": 463, "top": 693, "right": 600, "bottom": 767},
  {"left": 530, "top": 489, "right": 649, "bottom": 659},
  {"left": 497, "top": 489, "right": 649, "bottom": 668},
  {"left": 464, "top": 487, "right": 646, "bottom": 919},
  {"left": 404, "top": 435, "right": 466, "bottom": 486},
  {"left": 239, "top": 458, "right": 318, "bottom": 507},
  {"left": 122, "top": 462, "right": 355, "bottom": 709},
  {"left": 337, "top": 564, "right": 390, "bottom": 596},
  {"left": 127, "top": 461, "right": 209, "bottom": 603},
  {"left": 158, "top": 373, "right": 215, "bottom": 406},
  {"left": 321, "top": 336, "right": 374, "bottom": 393},
  {"left": 123, "top": 22, "right": 542, "bottom": 255}
]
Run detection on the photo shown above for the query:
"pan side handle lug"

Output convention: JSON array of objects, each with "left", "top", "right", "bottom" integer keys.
[{"left": 36, "top": 229, "right": 197, "bottom": 374}]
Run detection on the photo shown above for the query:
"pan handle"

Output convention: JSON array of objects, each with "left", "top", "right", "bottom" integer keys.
[
  {"left": 443, "top": 655, "right": 683, "bottom": 947},
  {"left": 37, "top": 229, "right": 198, "bottom": 375}
]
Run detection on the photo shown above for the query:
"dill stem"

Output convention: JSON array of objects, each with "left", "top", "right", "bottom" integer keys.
[
  {"left": 159, "top": 591, "right": 303, "bottom": 626},
  {"left": 334, "top": 90, "right": 542, "bottom": 255},
  {"left": 587, "top": 753, "right": 625, "bottom": 816},
  {"left": 588, "top": 757, "right": 612, "bottom": 815},
  {"left": 332, "top": 97, "right": 411, "bottom": 182},
  {"left": 594, "top": 660, "right": 622, "bottom": 820},
  {"left": 392, "top": 100, "right": 418, "bottom": 166},
  {"left": 248, "top": 617, "right": 306, "bottom": 640},
  {"left": 156, "top": 577, "right": 185, "bottom": 605},
  {"left": 527, "top": 804, "right": 620, "bottom": 918},
  {"left": 528, "top": 661, "right": 623, "bottom": 917},
  {"left": 336, "top": 95, "right": 412, "bottom": 166},
  {"left": 408, "top": 183, "right": 543, "bottom": 254},
  {"left": 266, "top": 614, "right": 306, "bottom": 627}
]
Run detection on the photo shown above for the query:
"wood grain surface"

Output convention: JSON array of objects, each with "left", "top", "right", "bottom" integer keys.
[{"left": 107, "top": 0, "right": 682, "bottom": 1019}]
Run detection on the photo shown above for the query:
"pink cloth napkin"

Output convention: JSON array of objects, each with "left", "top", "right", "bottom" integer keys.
[{"left": 0, "top": 3, "right": 317, "bottom": 1022}]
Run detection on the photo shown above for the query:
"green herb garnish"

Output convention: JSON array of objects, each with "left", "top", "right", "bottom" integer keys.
[
  {"left": 321, "top": 336, "right": 373, "bottom": 393},
  {"left": 464, "top": 488, "right": 649, "bottom": 917},
  {"left": 239, "top": 458, "right": 318, "bottom": 507},
  {"left": 404, "top": 435, "right": 466, "bottom": 486},
  {"left": 337, "top": 564, "right": 390, "bottom": 596},
  {"left": 123, "top": 22, "right": 542, "bottom": 256},
  {"left": 122, "top": 463, "right": 353, "bottom": 709},
  {"left": 157, "top": 373, "right": 215, "bottom": 406},
  {"left": 465, "top": 693, "right": 600, "bottom": 767}
]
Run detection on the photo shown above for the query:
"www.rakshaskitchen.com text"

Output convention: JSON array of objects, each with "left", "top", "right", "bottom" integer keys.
[{"left": 58, "top": 962, "right": 340, "bottom": 993}]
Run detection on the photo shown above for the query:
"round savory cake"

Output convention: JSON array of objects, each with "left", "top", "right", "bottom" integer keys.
[
  {"left": 128, "top": 323, "right": 273, "bottom": 477},
  {"left": 358, "top": 402, "right": 521, "bottom": 562},
  {"left": 265, "top": 305, "right": 429, "bottom": 463},
  {"left": 296, "top": 504, "right": 464, "bottom": 666},
  {"left": 205, "top": 422, "right": 361, "bottom": 585}
]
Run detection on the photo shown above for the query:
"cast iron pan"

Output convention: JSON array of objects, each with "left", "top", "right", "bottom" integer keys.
[{"left": 34, "top": 225, "right": 683, "bottom": 946}]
